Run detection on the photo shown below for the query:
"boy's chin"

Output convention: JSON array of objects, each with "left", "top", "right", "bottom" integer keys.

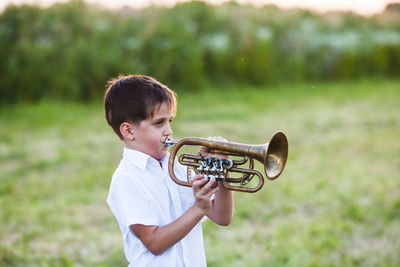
[
  {"left": 157, "top": 149, "right": 168, "bottom": 160},
  {"left": 160, "top": 151, "right": 168, "bottom": 159}
]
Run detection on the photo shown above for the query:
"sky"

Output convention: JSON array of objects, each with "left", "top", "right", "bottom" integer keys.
[{"left": 0, "top": 0, "right": 396, "bottom": 16}]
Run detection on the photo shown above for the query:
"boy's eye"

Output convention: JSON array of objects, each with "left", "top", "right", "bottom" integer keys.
[{"left": 154, "top": 118, "right": 173, "bottom": 126}]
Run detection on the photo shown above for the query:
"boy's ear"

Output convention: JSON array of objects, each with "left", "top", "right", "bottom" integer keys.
[{"left": 120, "top": 122, "right": 135, "bottom": 141}]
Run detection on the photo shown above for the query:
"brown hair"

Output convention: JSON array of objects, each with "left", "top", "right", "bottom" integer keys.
[{"left": 104, "top": 74, "right": 177, "bottom": 139}]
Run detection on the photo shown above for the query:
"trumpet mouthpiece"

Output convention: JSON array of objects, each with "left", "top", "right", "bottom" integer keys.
[{"left": 164, "top": 138, "right": 178, "bottom": 147}]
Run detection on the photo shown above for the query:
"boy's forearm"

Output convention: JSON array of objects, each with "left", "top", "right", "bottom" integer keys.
[
  {"left": 207, "top": 185, "right": 234, "bottom": 226},
  {"left": 134, "top": 205, "right": 205, "bottom": 255}
]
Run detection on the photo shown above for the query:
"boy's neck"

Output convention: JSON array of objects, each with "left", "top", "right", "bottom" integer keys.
[
  {"left": 123, "top": 139, "right": 136, "bottom": 151},
  {"left": 124, "top": 141, "right": 146, "bottom": 156}
]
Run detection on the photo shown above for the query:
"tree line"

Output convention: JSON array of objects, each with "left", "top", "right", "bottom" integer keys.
[{"left": 0, "top": 0, "right": 399, "bottom": 103}]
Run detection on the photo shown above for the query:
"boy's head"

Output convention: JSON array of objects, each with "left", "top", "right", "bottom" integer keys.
[{"left": 104, "top": 74, "right": 177, "bottom": 140}]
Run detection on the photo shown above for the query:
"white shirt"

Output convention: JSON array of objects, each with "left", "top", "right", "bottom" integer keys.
[{"left": 107, "top": 148, "right": 207, "bottom": 267}]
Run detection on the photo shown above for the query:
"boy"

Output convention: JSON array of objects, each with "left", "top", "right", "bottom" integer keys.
[{"left": 104, "top": 74, "right": 234, "bottom": 266}]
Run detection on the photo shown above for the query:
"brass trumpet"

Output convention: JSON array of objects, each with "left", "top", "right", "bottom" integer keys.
[{"left": 164, "top": 132, "right": 288, "bottom": 193}]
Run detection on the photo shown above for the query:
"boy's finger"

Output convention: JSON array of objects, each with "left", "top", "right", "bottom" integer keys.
[
  {"left": 205, "top": 186, "right": 219, "bottom": 199},
  {"left": 200, "top": 178, "right": 217, "bottom": 194},
  {"left": 190, "top": 174, "right": 202, "bottom": 185},
  {"left": 192, "top": 179, "right": 206, "bottom": 189},
  {"left": 192, "top": 176, "right": 208, "bottom": 191}
]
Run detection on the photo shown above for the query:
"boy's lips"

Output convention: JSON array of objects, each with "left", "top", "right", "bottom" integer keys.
[
  {"left": 162, "top": 137, "right": 168, "bottom": 147},
  {"left": 162, "top": 140, "right": 169, "bottom": 150}
]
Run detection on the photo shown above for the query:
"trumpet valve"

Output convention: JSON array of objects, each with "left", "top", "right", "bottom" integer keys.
[{"left": 222, "top": 159, "right": 233, "bottom": 169}]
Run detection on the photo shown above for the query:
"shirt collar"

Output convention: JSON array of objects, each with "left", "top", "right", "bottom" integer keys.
[
  {"left": 159, "top": 153, "right": 169, "bottom": 169},
  {"left": 123, "top": 147, "right": 169, "bottom": 171}
]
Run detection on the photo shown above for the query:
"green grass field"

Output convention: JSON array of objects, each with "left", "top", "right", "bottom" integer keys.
[{"left": 1, "top": 79, "right": 399, "bottom": 266}]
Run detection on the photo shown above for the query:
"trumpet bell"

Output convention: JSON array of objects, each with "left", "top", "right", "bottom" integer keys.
[{"left": 264, "top": 131, "right": 288, "bottom": 180}]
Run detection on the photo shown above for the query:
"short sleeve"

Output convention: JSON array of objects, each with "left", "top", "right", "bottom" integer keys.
[{"left": 108, "top": 174, "right": 159, "bottom": 229}]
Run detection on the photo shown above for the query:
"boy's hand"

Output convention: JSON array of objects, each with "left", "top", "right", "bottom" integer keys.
[
  {"left": 200, "top": 136, "right": 229, "bottom": 160},
  {"left": 190, "top": 175, "right": 219, "bottom": 214}
]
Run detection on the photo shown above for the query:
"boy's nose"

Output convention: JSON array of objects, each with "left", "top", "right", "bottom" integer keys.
[{"left": 165, "top": 123, "right": 173, "bottom": 136}]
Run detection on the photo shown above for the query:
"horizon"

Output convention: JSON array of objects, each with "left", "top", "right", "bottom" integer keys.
[{"left": 0, "top": 0, "right": 397, "bottom": 16}]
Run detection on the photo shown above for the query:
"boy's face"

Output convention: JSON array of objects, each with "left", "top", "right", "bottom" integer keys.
[{"left": 131, "top": 102, "right": 174, "bottom": 161}]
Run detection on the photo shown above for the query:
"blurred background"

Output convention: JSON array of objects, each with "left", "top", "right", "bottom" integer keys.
[{"left": 0, "top": 0, "right": 399, "bottom": 266}]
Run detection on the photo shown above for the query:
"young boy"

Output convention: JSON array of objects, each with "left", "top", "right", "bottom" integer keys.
[{"left": 104, "top": 74, "right": 234, "bottom": 266}]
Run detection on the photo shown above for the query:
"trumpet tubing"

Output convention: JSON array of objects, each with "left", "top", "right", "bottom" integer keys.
[{"left": 166, "top": 132, "right": 288, "bottom": 193}]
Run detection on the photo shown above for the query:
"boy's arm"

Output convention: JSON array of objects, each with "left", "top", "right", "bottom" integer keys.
[
  {"left": 131, "top": 176, "right": 218, "bottom": 255},
  {"left": 206, "top": 181, "right": 234, "bottom": 226}
]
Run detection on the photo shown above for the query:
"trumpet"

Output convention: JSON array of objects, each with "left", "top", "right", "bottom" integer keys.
[{"left": 164, "top": 132, "right": 288, "bottom": 193}]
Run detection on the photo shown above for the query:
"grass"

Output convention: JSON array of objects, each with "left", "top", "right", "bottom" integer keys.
[{"left": 0, "top": 79, "right": 399, "bottom": 266}]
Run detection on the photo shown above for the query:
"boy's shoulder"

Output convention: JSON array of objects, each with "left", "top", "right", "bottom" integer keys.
[
  {"left": 108, "top": 156, "right": 150, "bottom": 202},
  {"left": 110, "top": 148, "right": 162, "bottom": 186}
]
